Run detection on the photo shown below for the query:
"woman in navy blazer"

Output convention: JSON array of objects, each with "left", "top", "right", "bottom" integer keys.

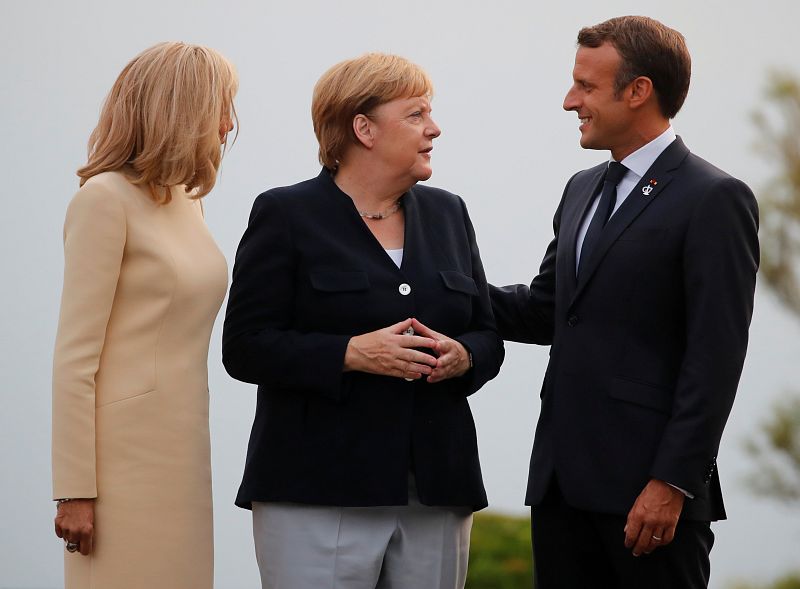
[{"left": 222, "top": 53, "right": 503, "bottom": 588}]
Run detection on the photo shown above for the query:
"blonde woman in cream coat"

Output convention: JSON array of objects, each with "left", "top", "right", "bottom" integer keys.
[{"left": 51, "top": 42, "right": 237, "bottom": 589}]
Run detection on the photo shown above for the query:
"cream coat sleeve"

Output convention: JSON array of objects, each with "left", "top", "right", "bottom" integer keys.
[{"left": 52, "top": 184, "right": 126, "bottom": 499}]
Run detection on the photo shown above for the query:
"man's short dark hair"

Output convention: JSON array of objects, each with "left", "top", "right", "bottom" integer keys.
[{"left": 578, "top": 16, "right": 691, "bottom": 119}]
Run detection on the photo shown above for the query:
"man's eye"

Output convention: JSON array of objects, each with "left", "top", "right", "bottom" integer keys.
[{"left": 409, "top": 112, "right": 423, "bottom": 118}]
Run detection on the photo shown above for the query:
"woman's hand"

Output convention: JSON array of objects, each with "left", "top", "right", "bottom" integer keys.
[
  {"left": 344, "top": 318, "right": 439, "bottom": 380},
  {"left": 54, "top": 499, "right": 95, "bottom": 555},
  {"left": 410, "top": 318, "right": 471, "bottom": 383}
]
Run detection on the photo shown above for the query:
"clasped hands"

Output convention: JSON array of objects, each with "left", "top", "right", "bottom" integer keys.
[{"left": 344, "top": 318, "right": 469, "bottom": 382}]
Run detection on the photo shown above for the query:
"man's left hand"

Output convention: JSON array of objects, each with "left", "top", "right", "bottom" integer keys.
[{"left": 624, "top": 478, "right": 685, "bottom": 556}]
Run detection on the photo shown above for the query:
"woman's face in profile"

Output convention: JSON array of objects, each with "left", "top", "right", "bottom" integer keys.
[{"left": 368, "top": 95, "right": 441, "bottom": 183}]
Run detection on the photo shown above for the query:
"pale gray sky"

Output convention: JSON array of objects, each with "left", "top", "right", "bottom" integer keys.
[{"left": 2, "top": 1, "right": 798, "bottom": 587}]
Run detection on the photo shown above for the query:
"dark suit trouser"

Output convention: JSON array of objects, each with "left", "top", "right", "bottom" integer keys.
[{"left": 531, "top": 478, "right": 714, "bottom": 589}]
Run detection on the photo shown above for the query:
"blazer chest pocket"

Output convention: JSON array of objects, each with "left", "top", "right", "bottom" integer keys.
[
  {"left": 309, "top": 270, "right": 370, "bottom": 292},
  {"left": 440, "top": 271, "right": 479, "bottom": 296},
  {"left": 609, "top": 377, "right": 672, "bottom": 414}
]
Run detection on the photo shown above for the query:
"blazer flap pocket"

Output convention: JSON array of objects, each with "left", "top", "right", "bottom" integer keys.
[
  {"left": 440, "top": 271, "right": 479, "bottom": 296},
  {"left": 310, "top": 270, "right": 370, "bottom": 292},
  {"left": 609, "top": 377, "right": 672, "bottom": 414}
]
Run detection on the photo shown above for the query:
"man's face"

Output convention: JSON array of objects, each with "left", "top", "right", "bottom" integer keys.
[{"left": 563, "top": 43, "right": 634, "bottom": 155}]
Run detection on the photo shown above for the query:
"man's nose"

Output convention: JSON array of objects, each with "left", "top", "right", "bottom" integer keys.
[{"left": 563, "top": 87, "right": 579, "bottom": 111}]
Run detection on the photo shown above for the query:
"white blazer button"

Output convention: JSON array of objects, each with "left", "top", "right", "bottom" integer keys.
[{"left": 399, "top": 283, "right": 411, "bottom": 295}]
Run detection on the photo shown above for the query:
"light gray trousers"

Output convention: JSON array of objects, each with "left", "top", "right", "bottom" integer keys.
[{"left": 251, "top": 479, "right": 472, "bottom": 589}]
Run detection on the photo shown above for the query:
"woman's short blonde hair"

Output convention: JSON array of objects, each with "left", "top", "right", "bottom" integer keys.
[
  {"left": 77, "top": 41, "right": 238, "bottom": 203},
  {"left": 311, "top": 53, "right": 433, "bottom": 171}
]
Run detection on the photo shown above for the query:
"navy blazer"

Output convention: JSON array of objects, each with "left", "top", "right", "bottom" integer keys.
[
  {"left": 491, "top": 138, "right": 759, "bottom": 521},
  {"left": 223, "top": 170, "right": 504, "bottom": 511}
]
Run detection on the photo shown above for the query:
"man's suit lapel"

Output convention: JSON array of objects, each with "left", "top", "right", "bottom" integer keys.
[
  {"left": 558, "top": 167, "right": 606, "bottom": 300},
  {"left": 571, "top": 137, "right": 691, "bottom": 305}
]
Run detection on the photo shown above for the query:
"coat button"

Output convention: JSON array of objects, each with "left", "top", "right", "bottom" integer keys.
[
  {"left": 567, "top": 315, "right": 578, "bottom": 327},
  {"left": 399, "top": 283, "right": 412, "bottom": 296}
]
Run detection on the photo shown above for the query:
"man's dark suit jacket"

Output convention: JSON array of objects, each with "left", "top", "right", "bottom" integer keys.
[
  {"left": 491, "top": 138, "right": 759, "bottom": 521},
  {"left": 223, "top": 170, "right": 504, "bottom": 511}
]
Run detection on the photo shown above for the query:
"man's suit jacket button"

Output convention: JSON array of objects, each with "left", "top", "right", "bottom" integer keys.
[
  {"left": 567, "top": 315, "right": 578, "bottom": 327},
  {"left": 399, "top": 283, "right": 411, "bottom": 295}
]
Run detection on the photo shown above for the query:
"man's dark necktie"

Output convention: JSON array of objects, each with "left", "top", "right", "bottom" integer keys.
[{"left": 578, "top": 161, "right": 628, "bottom": 276}]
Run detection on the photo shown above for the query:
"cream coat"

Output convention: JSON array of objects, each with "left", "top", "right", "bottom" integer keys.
[{"left": 52, "top": 171, "right": 227, "bottom": 588}]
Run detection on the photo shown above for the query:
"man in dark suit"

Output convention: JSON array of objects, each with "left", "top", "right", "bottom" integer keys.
[{"left": 490, "top": 16, "right": 759, "bottom": 588}]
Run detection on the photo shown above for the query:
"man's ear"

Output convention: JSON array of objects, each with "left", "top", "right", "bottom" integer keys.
[
  {"left": 352, "top": 114, "right": 375, "bottom": 148},
  {"left": 628, "top": 76, "right": 654, "bottom": 109}
]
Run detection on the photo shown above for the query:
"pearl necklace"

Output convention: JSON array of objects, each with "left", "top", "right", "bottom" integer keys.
[{"left": 358, "top": 199, "right": 402, "bottom": 220}]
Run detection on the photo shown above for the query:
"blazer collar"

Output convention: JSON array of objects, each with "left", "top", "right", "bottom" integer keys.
[
  {"left": 570, "top": 137, "right": 691, "bottom": 305},
  {"left": 317, "top": 168, "right": 417, "bottom": 274}
]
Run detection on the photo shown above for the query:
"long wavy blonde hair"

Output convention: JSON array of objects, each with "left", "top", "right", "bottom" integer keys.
[{"left": 77, "top": 42, "right": 238, "bottom": 203}]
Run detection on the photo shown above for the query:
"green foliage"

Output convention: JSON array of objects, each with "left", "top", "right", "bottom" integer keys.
[
  {"left": 466, "top": 511, "right": 532, "bottom": 589},
  {"left": 737, "top": 71, "right": 800, "bottom": 589},
  {"left": 745, "top": 395, "right": 800, "bottom": 503},
  {"left": 729, "top": 572, "right": 800, "bottom": 589},
  {"left": 772, "top": 575, "right": 800, "bottom": 589},
  {"left": 746, "top": 70, "right": 800, "bottom": 506},
  {"left": 752, "top": 71, "right": 800, "bottom": 315}
]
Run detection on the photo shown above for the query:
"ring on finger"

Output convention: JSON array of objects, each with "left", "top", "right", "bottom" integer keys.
[
  {"left": 651, "top": 535, "right": 662, "bottom": 542},
  {"left": 65, "top": 540, "right": 79, "bottom": 553}
]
